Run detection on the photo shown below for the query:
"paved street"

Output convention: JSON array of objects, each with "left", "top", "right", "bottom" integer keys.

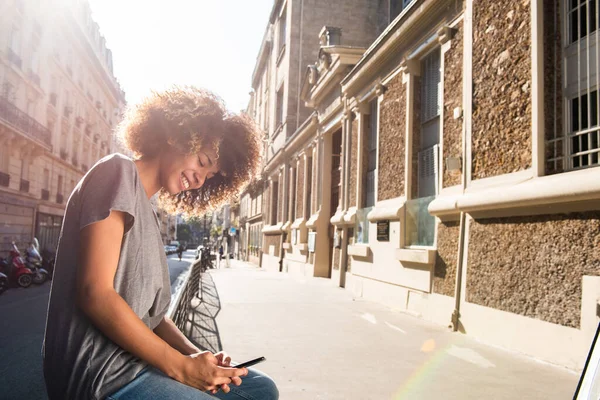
[
  {"left": 205, "top": 260, "right": 580, "bottom": 400},
  {"left": 0, "top": 251, "right": 193, "bottom": 400},
  {"left": 0, "top": 254, "right": 581, "bottom": 399}
]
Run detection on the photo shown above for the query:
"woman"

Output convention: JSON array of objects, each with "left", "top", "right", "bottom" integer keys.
[{"left": 43, "top": 87, "right": 278, "bottom": 400}]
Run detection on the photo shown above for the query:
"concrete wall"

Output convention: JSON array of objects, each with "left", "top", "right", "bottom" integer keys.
[{"left": 471, "top": 0, "right": 532, "bottom": 179}]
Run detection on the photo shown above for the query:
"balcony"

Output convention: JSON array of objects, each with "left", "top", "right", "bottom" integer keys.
[
  {"left": 7, "top": 48, "right": 22, "bottom": 70},
  {"left": 0, "top": 172, "right": 9, "bottom": 187},
  {"left": 60, "top": 148, "right": 68, "bottom": 161},
  {"left": 56, "top": 193, "right": 64, "bottom": 204},
  {"left": 75, "top": 116, "right": 83, "bottom": 128},
  {"left": 41, "top": 189, "right": 49, "bottom": 200},
  {"left": 84, "top": 124, "right": 91, "bottom": 136},
  {"left": 0, "top": 96, "right": 52, "bottom": 148},
  {"left": 19, "top": 179, "right": 29, "bottom": 193},
  {"left": 71, "top": 157, "right": 78, "bottom": 167},
  {"left": 49, "top": 93, "right": 57, "bottom": 107},
  {"left": 63, "top": 106, "right": 73, "bottom": 118}
]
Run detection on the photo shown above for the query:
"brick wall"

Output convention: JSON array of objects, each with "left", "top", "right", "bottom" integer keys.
[
  {"left": 263, "top": 234, "right": 281, "bottom": 258},
  {"left": 467, "top": 212, "right": 600, "bottom": 328},
  {"left": 442, "top": 21, "right": 463, "bottom": 188},
  {"left": 472, "top": 0, "right": 532, "bottom": 179},
  {"left": 378, "top": 72, "right": 406, "bottom": 200},
  {"left": 349, "top": 116, "right": 359, "bottom": 207},
  {"left": 433, "top": 220, "right": 460, "bottom": 296}
]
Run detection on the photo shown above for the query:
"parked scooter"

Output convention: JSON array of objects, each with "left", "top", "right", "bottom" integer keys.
[
  {"left": 25, "top": 243, "right": 49, "bottom": 285},
  {"left": 0, "top": 242, "right": 34, "bottom": 288},
  {"left": 0, "top": 271, "right": 8, "bottom": 295}
]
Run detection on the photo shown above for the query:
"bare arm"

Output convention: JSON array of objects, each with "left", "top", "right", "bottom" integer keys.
[
  {"left": 77, "top": 210, "right": 246, "bottom": 392},
  {"left": 154, "top": 316, "right": 200, "bottom": 356}
]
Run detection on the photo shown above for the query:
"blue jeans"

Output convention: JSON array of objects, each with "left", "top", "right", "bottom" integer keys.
[{"left": 106, "top": 367, "right": 279, "bottom": 400}]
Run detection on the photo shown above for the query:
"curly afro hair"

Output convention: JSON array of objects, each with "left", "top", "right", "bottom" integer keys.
[{"left": 118, "top": 86, "right": 261, "bottom": 216}]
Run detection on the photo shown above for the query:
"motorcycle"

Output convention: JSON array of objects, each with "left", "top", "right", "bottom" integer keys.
[
  {"left": 24, "top": 244, "right": 49, "bottom": 285},
  {"left": 0, "top": 271, "right": 7, "bottom": 295},
  {"left": 0, "top": 242, "right": 34, "bottom": 288}
]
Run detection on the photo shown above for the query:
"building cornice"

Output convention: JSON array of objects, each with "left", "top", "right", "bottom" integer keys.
[{"left": 341, "top": 0, "right": 458, "bottom": 96}]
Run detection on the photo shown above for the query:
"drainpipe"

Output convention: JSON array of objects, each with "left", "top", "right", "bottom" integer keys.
[{"left": 450, "top": 211, "right": 466, "bottom": 331}]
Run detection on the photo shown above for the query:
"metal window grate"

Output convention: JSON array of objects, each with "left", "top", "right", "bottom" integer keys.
[
  {"left": 417, "top": 145, "right": 439, "bottom": 198},
  {"left": 548, "top": 0, "right": 599, "bottom": 171},
  {"left": 421, "top": 51, "right": 441, "bottom": 123}
]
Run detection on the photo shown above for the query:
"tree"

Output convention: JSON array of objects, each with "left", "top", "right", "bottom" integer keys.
[{"left": 177, "top": 224, "right": 192, "bottom": 243}]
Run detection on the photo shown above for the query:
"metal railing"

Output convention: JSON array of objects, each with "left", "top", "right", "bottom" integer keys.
[
  {"left": 0, "top": 96, "right": 52, "bottom": 148},
  {"left": 168, "top": 256, "right": 203, "bottom": 331}
]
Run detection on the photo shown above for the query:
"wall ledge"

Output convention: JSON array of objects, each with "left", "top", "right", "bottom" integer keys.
[
  {"left": 330, "top": 210, "right": 346, "bottom": 226},
  {"left": 429, "top": 168, "right": 600, "bottom": 218},
  {"left": 291, "top": 217, "right": 306, "bottom": 230},
  {"left": 262, "top": 223, "right": 284, "bottom": 234},
  {"left": 306, "top": 211, "right": 321, "bottom": 229},
  {"left": 367, "top": 197, "right": 406, "bottom": 222},
  {"left": 395, "top": 248, "right": 436, "bottom": 265},
  {"left": 348, "top": 244, "right": 371, "bottom": 257}
]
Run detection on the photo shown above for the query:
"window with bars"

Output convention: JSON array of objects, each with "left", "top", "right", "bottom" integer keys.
[
  {"left": 405, "top": 49, "right": 441, "bottom": 248},
  {"left": 548, "top": 0, "right": 599, "bottom": 171},
  {"left": 418, "top": 50, "right": 441, "bottom": 198},
  {"left": 365, "top": 100, "right": 378, "bottom": 208}
]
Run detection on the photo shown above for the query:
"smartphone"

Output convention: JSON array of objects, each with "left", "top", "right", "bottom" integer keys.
[{"left": 234, "top": 356, "right": 266, "bottom": 369}]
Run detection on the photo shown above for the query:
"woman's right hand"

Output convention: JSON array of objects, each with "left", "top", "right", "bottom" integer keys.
[{"left": 173, "top": 351, "right": 248, "bottom": 393}]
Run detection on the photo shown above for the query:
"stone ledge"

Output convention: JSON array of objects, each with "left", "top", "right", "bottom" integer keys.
[
  {"left": 262, "top": 223, "right": 284, "bottom": 234},
  {"left": 367, "top": 198, "right": 406, "bottom": 222},
  {"left": 330, "top": 210, "right": 346, "bottom": 226},
  {"left": 348, "top": 244, "right": 371, "bottom": 258},
  {"left": 429, "top": 167, "right": 600, "bottom": 219},
  {"left": 282, "top": 243, "right": 291, "bottom": 250},
  {"left": 395, "top": 248, "right": 436, "bottom": 265},
  {"left": 306, "top": 211, "right": 320, "bottom": 229},
  {"left": 296, "top": 243, "right": 308, "bottom": 251},
  {"left": 291, "top": 217, "right": 306, "bottom": 230}
]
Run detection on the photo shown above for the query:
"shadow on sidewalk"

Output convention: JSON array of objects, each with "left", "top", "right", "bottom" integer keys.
[{"left": 183, "top": 271, "right": 223, "bottom": 353}]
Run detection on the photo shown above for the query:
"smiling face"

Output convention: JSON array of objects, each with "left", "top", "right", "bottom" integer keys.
[{"left": 159, "top": 145, "right": 220, "bottom": 196}]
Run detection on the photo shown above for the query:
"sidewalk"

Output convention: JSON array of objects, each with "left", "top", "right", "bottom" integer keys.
[{"left": 192, "top": 259, "right": 579, "bottom": 400}]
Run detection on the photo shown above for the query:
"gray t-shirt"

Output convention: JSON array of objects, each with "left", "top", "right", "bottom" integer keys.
[{"left": 43, "top": 154, "right": 171, "bottom": 400}]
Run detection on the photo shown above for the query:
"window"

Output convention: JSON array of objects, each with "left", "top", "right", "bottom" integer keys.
[
  {"left": 271, "top": 180, "right": 279, "bottom": 225},
  {"left": 305, "top": 155, "right": 312, "bottom": 218},
  {"left": 405, "top": 50, "right": 441, "bottom": 247},
  {"left": 276, "top": 86, "right": 284, "bottom": 128},
  {"left": 547, "top": 0, "right": 599, "bottom": 171},
  {"left": 290, "top": 166, "right": 297, "bottom": 221},
  {"left": 21, "top": 158, "right": 29, "bottom": 181},
  {"left": 0, "top": 145, "right": 10, "bottom": 173},
  {"left": 43, "top": 169, "right": 50, "bottom": 190},
  {"left": 390, "top": 0, "right": 414, "bottom": 23},
  {"left": 9, "top": 25, "right": 21, "bottom": 54},
  {"left": 365, "top": 100, "right": 378, "bottom": 208},
  {"left": 57, "top": 175, "right": 63, "bottom": 196},
  {"left": 2, "top": 81, "right": 17, "bottom": 103},
  {"left": 278, "top": 7, "right": 287, "bottom": 53}
]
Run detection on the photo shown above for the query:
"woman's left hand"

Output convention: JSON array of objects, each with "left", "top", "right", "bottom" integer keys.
[{"left": 212, "top": 351, "right": 243, "bottom": 394}]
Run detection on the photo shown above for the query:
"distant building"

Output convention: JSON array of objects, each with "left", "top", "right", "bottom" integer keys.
[{"left": 0, "top": 0, "right": 126, "bottom": 253}]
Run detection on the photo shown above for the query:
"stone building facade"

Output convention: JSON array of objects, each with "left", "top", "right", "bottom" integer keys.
[
  {"left": 0, "top": 0, "right": 125, "bottom": 254},
  {"left": 245, "top": 0, "right": 600, "bottom": 369}
]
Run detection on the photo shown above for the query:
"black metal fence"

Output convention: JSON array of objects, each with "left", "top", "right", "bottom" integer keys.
[
  {"left": 168, "top": 257, "right": 203, "bottom": 331},
  {"left": 0, "top": 96, "right": 52, "bottom": 148}
]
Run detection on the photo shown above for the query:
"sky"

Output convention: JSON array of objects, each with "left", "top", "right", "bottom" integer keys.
[{"left": 87, "top": 0, "right": 274, "bottom": 112}]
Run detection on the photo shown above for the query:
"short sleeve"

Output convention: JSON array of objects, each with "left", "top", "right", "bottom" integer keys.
[{"left": 78, "top": 155, "right": 138, "bottom": 233}]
